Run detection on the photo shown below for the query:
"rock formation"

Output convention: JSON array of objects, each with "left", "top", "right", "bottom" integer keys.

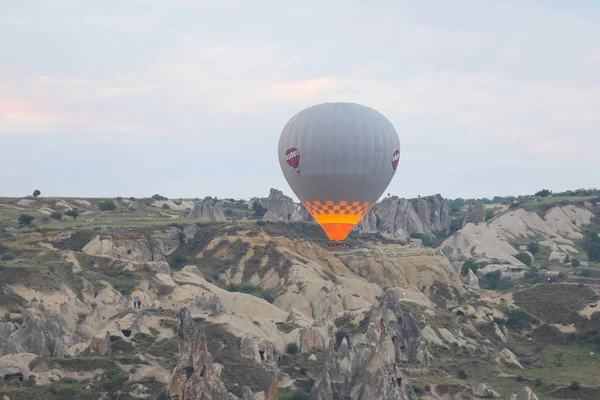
[
  {"left": 463, "top": 199, "right": 486, "bottom": 226},
  {"left": 441, "top": 205, "right": 596, "bottom": 268},
  {"left": 358, "top": 194, "right": 450, "bottom": 239},
  {"left": 82, "top": 227, "right": 182, "bottom": 263},
  {"left": 510, "top": 386, "right": 540, "bottom": 400},
  {"left": 170, "top": 308, "right": 275, "bottom": 400},
  {"left": 188, "top": 197, "right": 227, "bottom": 221},
  {"left": 250, "top": 188, "right": 296, "bottom": 221},
  {"left": 170, "top": 308, "right": 242, "bottom": 399},
  {"left": 474, "top": 382, "right": 500, "bottom": 398},
  {"left": 290, "top": 203, "right": 314, "bottom": 222},
  {"left": 311, "top": 289, "right": 428, "bottom": 400},
  {"left": 2, "top": 306, "right": 79, "bottom": 357},
  {"left": 467, "top": 269, "right": 480, "bottom": 290}
]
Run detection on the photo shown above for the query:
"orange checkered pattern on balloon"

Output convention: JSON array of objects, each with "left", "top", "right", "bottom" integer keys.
[{"left": 303, "top": 200, "right": 372, "bottom": 216}]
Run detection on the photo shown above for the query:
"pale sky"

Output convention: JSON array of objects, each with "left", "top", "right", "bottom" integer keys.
[{"left": 1, "top": 0, "right": 599, "bottom": 201}]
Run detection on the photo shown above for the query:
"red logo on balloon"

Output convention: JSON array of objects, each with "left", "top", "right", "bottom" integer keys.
[
  {"left": 391, "top": 150, "right": 400, "bottom": 171},
  {"left": 285, "top": 148, "right": 300, "bottom": 173}
]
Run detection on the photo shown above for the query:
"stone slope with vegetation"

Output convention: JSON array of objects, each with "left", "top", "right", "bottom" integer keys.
[{"left": 0, "top": 190, "right": 599, "bottom": 399}]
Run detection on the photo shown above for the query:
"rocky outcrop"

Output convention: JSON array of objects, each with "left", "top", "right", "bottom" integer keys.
[
  {"left": 496, "top": 348, "right": 523, "bottom": 369},
  {"left": 188, "top": 197, "right": 227, "bottom": 221},
  {"left": 0, "top": 322, "right": 15, "bottom": 355},
  {"left": 336, "top": 244, "right": 463, "bottom": 291},
  {"left": 411, "top": 194, "right": 450, "bottom": 235},
  {"left": 474, "top": 383, "right": 500, "bottom": 398},
  {"left": 2, "top": 307, "right": 78, "bottom": 357},
  {"left": 251, "top": 189, "right": 295, "bottom": 221},
  {"left": 170, "top": 308, "right": 242, "bottom": 399},
  {"left": 510, "top": 386, "right": 540, "bottom": 400},
  {"left": 312, "top": 328, "right": 418, "bottom": 400},
  {"left": 463, "top": 200, "right": 486, "bottom": 226},
  {"left": 89, "top": 332, "right": 110, "bottom": 356},
  {"left": 467, "top": 269, "right": 480, "bottom": 289},
  {"left": 311, "top": 289, "right": 429, "bottom": 400},
  {"left": 358, "top": 194, "right": 450, "bottom": 239},
  {"left": 441, "top": 205, "right": 596, "bottom": 268},
  {"left": 82, "top": 227, "right": 182, "bottom": 263},
  {"left": 170, "top": 308, "right": 275, "bottom": 400},
  {"left": 290, "top": 204, "right": 314, "bottom": 222},
  {"left": 298, "top": 316, "right": 336, "bottom": 354}
]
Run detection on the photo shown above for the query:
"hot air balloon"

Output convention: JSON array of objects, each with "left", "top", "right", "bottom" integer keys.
[{"left": 278, "top": 102, "right": 401, "bottom": 241}]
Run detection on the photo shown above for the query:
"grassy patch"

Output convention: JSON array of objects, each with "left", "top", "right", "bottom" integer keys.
[{"left": 513, "top": 284, "right": 598, "bottom": 325}]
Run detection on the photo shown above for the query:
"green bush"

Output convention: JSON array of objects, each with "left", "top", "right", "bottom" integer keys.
[
  {"left": 252, "top": 202, "right": 268, "bottom": 218},
  {"left": 528, "top": 242, "right": 539, "bottom": 255},
  {"left": 99, "top": 201, "right": 117, "bottom": 211},
  {"left": 50, "top": 211, "right": 63, "bottom": 220},
  {"left": 570, "top": 381, "right": 581, "bottom": 390},
  {"left": 409, "top": 233, "right": 433, "bottom": 247},
  {"left": 172, "top": 254, "right": 188, "bottom": 269},
  {"left": 262, "top": 292, "right": 276, "bottom": 304},
  {"left": 515, "top": 252, "right": 532, "bottom": 266},
  {"left": 461, "top": 260, "right": 478, "bottom": 276},
  {"left": 290, "top": 389, "right": 310, "bottom": 400},
  {"left": 286, "top": 342, "right": 299, "bottom": 354},
  {"left": 162, "top": 203, "right": 170, "bottom": 209},
  {"left": 505, "top": 308, "right": 538, "bottom": 330},
  {"left": 588, "top": 242, "right": 600, "bottom": 262},
  {"left": 65, "top": 209, "right": 79, "bottom": 221},
  {"left": 457, "top": 369, "right": 468, "bottom": 379},
  {"left": 485, "top": 209, "right": 494, "bottom": 221},
  {"left": 0, "top": 252, "right": 15, "bottom": 261},
  {"left": 572, "top": 258, "right": 581, "bottom": 267},
  {"left": 18, "top": 213, "right": 34, "bottom": 227}
]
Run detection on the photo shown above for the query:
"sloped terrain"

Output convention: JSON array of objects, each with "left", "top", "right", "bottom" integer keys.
[{"left": 0, "top": 194, "right": 599, "bottom": 399}]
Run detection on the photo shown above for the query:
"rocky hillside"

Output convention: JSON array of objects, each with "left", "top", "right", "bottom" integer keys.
[{"left": 0, "top": 193, "right": 599, "bottom": 399}]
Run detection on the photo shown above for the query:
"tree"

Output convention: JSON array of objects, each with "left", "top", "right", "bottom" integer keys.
[
  {"left": 535, "top": 189, "right": 552, "bottom": 197},
  {"left": 515, "top": 252, "right": 532, "bottom": 266},
  {"left": 286, "top": 342, "right": 299, "bottom": 354},
  {"left": 50, "top": 211, "right": 62, "bottom": 220},
  {"left": 461, "top": 260, "right": 478, "bottom": 276},
  {"left": 18, "top": 214, "right": 34, "bottom": 227},
  {"left": 99, "top": 201, "right": 117, "bottom": 211},
  {"left": 571, "top": 258, "right": 581, "bottom": 267},
  {"left": 587, "top": 242, "right": 600, "bottom": 262},
  {"left": 528, "top": 242, "right": 539, "bottom": 255},
  {"left": 65, "top": 209, "right": 79, "bottom": 221},
  {"left": 554, "top": 352, "right": 564, "bottom": 367},
  {"left": 252, "top": 201, "right": 268, "bottom": 218},
  {"left": 32, "top": 189, "right": 41, "bottom": 197}
]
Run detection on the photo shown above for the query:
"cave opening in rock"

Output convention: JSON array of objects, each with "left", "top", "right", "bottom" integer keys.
[
  {"left": 121, "top": 329, "right": 132, "bottom": 337},
  {"left": 200, "top": 365, "right": 206, "bottom": 377},
  {"left": 259, "top": 350, "right": 265, "bottom": 361},
  {"left": 396, "top": 377, "right": 402, "bottom": 387},
  {"left": 4, "top": 372, "right": 24, "bottom": 383},
  {"left": 185, "top": 366, "right": 194, "bottom": 379}
]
